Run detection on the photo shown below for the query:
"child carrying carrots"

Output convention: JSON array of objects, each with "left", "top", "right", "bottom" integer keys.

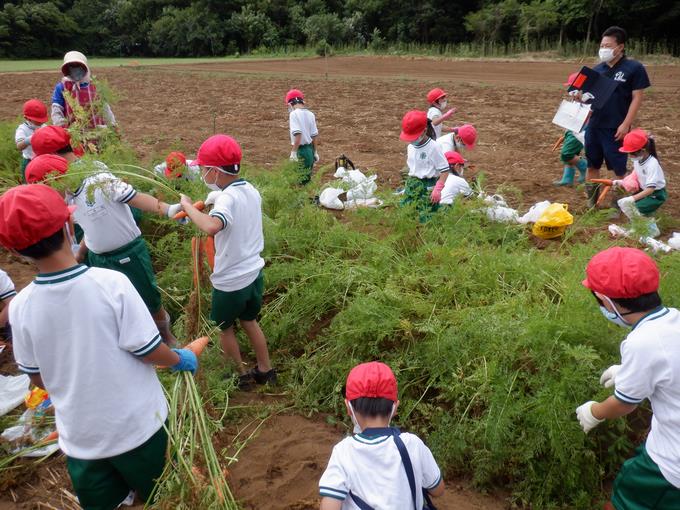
[
  {"left": 319, "top": 361, "right": 444, "bottom": 509},
  {"left": 0, "top": 183, "right": 197, "bottom": 510},
  {"left": 179, "top": 134, "right": 276, "bottom": 390},
  {"left": 615, "top": 129, "right": 666, "bottom": 237},
  {"left": 554, "top": 73, "right": 588, "bottom": 186},
  {"left": 28, "top": 125, "right": 184, "bottom": 345},
  {"left": 426, "top": 88, "right": 456, "bottom": 139},
  {"left": 15, "top": 99, "right": 48, "bottom": 182},
  {"left": 286, "top": 88, "right": 319, "bottom": 184},
  {"left": 400, "top": 110, "right": 449, "bottom": 221}
]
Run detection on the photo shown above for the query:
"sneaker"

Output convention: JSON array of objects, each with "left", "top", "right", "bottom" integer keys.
[
  {"left": 249, "top": 367, "right": 278, "bottom": 386},
  {"left": 223, "top": 371, "right": 256, "bottom": 390}
]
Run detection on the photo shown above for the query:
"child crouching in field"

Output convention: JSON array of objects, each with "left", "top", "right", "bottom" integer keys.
[
  {"left": 0, "top": 184, "right": 197, "bottom": 509},
  {"left": 439, "top": 151, "right": 473, "bottom": 206},
  {"left": 179, "top": 135, "right": 276, "bottom": 390},
  {"left": 15, "top": 99, "right": 48, "bottom": 183},
  {"left": 154, "top": 151, "right": 200, "bottom": 180},
  {"left": 554, "top": 73, "right": 587, "bottom": 186},
  {"left": 400, "top": 110, "right": 449, "bottom": 221},
  {"left": 319, "top": 361, "right": 444, "bottom": 509},
  {"left": 436, "top": 124, "right": 477, "bottom": 155},
  {"left": 615, "top": 129, "right": 667, "bottom": 237},
  {"left": 28, "top": 125, "right": 185, "bottom": 345}
]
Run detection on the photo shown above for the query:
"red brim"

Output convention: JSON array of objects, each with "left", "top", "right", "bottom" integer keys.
[
  {"left": 581, "top": 278, "right": 591, "bottom": 289},
  {"left": 400, "top": 131, "right": 420, "bottom": 142},
  {"left": 618, "top": 146, "right": 639, "bottom": 153},
  {"left": 25, "top": 115, "right": 48, "bottom": 124}
]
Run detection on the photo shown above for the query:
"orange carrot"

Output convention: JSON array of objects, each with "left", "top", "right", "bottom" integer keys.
[
  {"left": 173, "top": 201, "right": 205, "bottom": 220},
  {"left": 185, "top": 336, "right": 210, "bottom": 357},
  {"left": 204, "top": 237, "right": 215, "bottom": 272},
  {"left": 589, "top": 178, "right": 614, "bottom": 186},
  {"left": 37, "top": 431, "right": 59, "bottom": 444},
  {"left": 551, "top": 135, "right": 564, "bottom": 152},
  {"left": 596, "top": 185, "right": 611, "bottom": 207}
]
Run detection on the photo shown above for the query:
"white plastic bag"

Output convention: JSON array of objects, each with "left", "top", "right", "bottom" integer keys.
[
  {"left": 319, "top": 188, "right": 345, "bottom": 210},
  {"left": 668, "top": 233, "right": 680, "bottom": 250},
  {"left": 486, "top": 205, "right": 519, "bottom": 223},
  {"left": 519, "top": 201, "right": 552, "bottom": 224},
  {"left": 0, "top": 374, "right": 30, "bottom": 417}
]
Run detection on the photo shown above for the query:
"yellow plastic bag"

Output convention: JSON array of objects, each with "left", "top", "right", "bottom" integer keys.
[{"left": 532, "top": 203, "right": 573, "bottom": 239}]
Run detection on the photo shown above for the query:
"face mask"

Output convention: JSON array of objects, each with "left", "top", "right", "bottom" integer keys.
[
  {"left": 69, "top": 66, "right": 86, "bottom": 82},
  {"left": 598, "top": 48, "right": 615, "bottom": 63},
  {"left": 287, "top": 105, "right": 293, "bottom": 113},
  {"left": 348, "top": 401, "right": 397, "bottom": 434},
  {"left": 201, "top": 169, "right": 222, "bottom": 192},
  {"left": 411, "top": 133, "right": 427, "bottom": 146},
  {"left": 598, "top": 296, "right": 632, "bottom": 328},
  {"left": 630, "top": 156, "right": 642, "bottom": 163},
  {"left": 439, "top": 100, "right": 448, "bottom": 109}
]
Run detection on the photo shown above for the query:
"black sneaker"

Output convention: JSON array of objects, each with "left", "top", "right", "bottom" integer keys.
[
  {"left": 249, "top": 367, "right": 278, "bottom": 386},
  {"left": 223, "top": 371, "right": 256, "bottom": 390}
]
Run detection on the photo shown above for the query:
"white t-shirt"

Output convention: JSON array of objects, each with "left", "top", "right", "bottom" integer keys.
[
  {"left": 634, "top": 155, "right": 665, "bottom": 190},
  {"left": 319, "top": 431, "right": 442, "bottom": 509},
  {"left": 436, "top": 133, "right": 465, "bottom": 154},
  {"left": 427, "top": 106, "right": 443, "bottom": 138},
  {"left": 614, "top": 307, "right": 680, "bottom": 488},
  {"left": 440, "top": 174, "right": 473, "bottom": 205},
  {"left": 0, "top": 269, "right": 16, "bottom": 301},
  {"left": 289, "top": 108, "right": 318, "bottom": 146},
  {"left": 15, "top": 122, "right": 45, "bottom": 160},
  {"left": 208, "top": 179, "right": 265, "bottom": 292},
  {"left": 153, "top": 159, "right": 200, "bottom": 180},
  {"left": 406, "top": 138, "right": 449, "bottom": 179},
  {"left": 69, "top": 167, "right": 142, "bottom": 254},
  {"left": 9, "top": 265, "right": 167, "bottom": 460}
]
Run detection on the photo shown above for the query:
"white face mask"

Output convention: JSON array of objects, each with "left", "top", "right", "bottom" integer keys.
[
  {"left": 630, "top": 156, "right": 642, "bottom": 163},
  {"left": 347, "top": 401, "right": 396, "bottom": 434},
  {"left": 598, "top": 296, "right": 631, "bottom": 328},
  {"left": 287, "top": 104, "right": 293, "bottom": 113},
  {"left": 439, "top": 100, "right": 448, "bottom": 109},
  {"left": 598, "top": 47, "right": 615, "bottom": 63},
  {"left": 201, "top": 169, "right": 222, "bottom": 192}
]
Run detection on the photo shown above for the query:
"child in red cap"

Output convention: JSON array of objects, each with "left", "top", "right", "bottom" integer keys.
[
  {"left": 15, "top": 99, "right": 48, "bottom": 183},
  {"left": 615, "top": 129, "right": 666, "bottom": 237},
  {"left": 436, "top": 123, "right": 478, "bottom": 155},
  {"left": 154, "top": 151, "right": 200, "bottom": 180},
  {"left": 29, "top": 126, "right": 184, "bottom": 345},
  {"left": 554, "top": 73, "right": 588, "bottom": 186},
  {"left": 400, "top": 110, "right": 449, "bottom": 221},
  {"left": 319, "top": 361, "right": 444, "bottom": 509},
  {"left": 576, "top": 247, "right": 680, "bottom": 509},
  {"left": 439, "top": 151, "right": 473, "bottom": 206},
  {"left": 179, "top": 134, "right": 276, "bottom": 390},
  {"left": 0, "top": 184, "right": 197, "bottom": 510},
  {"left": 426, "top": 88, "right": 456, "bottom": 138},
  {"left": 286, "top": 88, "right": 319, "bottom": 184}
]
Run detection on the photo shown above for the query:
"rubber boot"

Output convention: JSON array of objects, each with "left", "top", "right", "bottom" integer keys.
[
  {"left": 576, "top": 158, "right": 587, "bottom": 184},
  {"left": 647, "top": 220, "right": 661, "bottom": 238},
  {"left": 585, "top": 183, "right": 600, "bottom": 208},
  {"left": 553, "top": 166, "right": 575, "bottom": 186}
]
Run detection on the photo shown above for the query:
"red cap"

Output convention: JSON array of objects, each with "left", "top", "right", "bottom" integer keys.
[
  {"left": 31, "top": 126, "right": 72, "bottom": 156},
  {"left": 165, "top": 151, "right": 187, "bottom": 178},
  {"left": 285, "top": 89, "right": 304, "bottom": 104},
  {"left": 563, "top": 72, "right": 579, "bottom": 88},
  {"left": 194, "top": 135, "right": 242, "bottom": 169},
  {"left": 582, "top": 247, "right": 659, "bottom": 298},
  {"left": 23, "top": 99, "right": 48, "bottom": 124},
  {"left": 400, "top": 110, "right": 427, "bottom": 142},
  {"left": 0, "top": 184, "right": 75, "bottom": 251},
  {"left": 25, "top": 154, "right": 69, "bottom": 184},
  {"left": 619, "top": 129, "right": 649, "bottom": 153},
  {"left": 445, "top": 151, "right": 465, "bottom": 165},
  {"left": 346, "top": 362, "right": 398, "bottom": 402},
  {"left": 427, "top": 88, "right": 447, "bottom": 104},
  {"left": 457, "top": 124, "right": 478, "bottom": 150}
]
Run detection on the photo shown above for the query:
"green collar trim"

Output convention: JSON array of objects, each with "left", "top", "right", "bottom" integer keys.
[{"left": 35, "top": 264, "right": 88, "bottom": 285}]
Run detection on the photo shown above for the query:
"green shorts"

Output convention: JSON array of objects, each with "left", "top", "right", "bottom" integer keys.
[
  {"left": 66, "top": 425, "right": 168, "bottom": 510},
  {"left": 87, "top": 237, "right": 162, "bottom": 313},
  {"left": 560, "top": 130, "right": 584, "bottom": 163},
  {"left": 20, "top": 157, "right": 30, "bottom": 183},
  {"left": 636, "top": 188, "right": 667, "bottom": 216},
  {"left": 210, "top": 271, "right": 264, "bottom": 330},
  {"left": 400, "top": 176, "right": 439, "bottom": 222},
  {"left": 296, "top": 143, "right": 315, "bottom": 184},
  {"left": 612, "top": 445, "right": 680, "bottom": 510}
]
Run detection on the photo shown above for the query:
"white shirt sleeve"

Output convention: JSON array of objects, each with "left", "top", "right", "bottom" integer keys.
[
  {"left": 427, "top": 106, "right": 441, "bottom": 121},
  {"left": 0, "top": 270, "right": 16, "bottom": 301},
  {"left": 9, "top": 300, "right": 40, "bottom": 374},
  {"left": 436, "top": 134, "right": 453, "bottom": 153},
  {"left": 209, "top": 193, "right": 234, "bottom": 231},
  {"left": 319, "top": 444, "right": 349, "bottom": 502},
  {"left": 416, "top": 438, "right": 442, "bottom": 490},
  {"left": 431, "top": 143, "right": 450, "bottom": 173},
  {"left": 289, "top": 111, "right": 302, "bottom": 136},
  {"left": 101, "top": 173, "right": 138, "bottom": 203},
  {"left": 15, "top": 124, "right": 29, "bottom": 144},
  {"left": 114, "top": 274, "right": 162, "bottom": 357},
  {"left": 51, "top": 103, "right": 67, "bottom": 127},
  {"left": 644, "top": 159, "right": 665, "bottom": 189},
  {"left": 614, "top": 337, "right": 669, "bottom": 404},
  {"left": 310, "top": 111, "right": 319, "bottom": 138}
]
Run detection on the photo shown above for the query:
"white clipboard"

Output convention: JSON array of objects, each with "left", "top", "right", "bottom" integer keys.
[{"left": 552, "top": 100, "right": 591, "bottom": 133}]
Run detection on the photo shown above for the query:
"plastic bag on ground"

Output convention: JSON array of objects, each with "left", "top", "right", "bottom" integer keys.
[
  {"left": 0, "top": 374, "right": 30, "bottom": 417},
  {"left": 532, "top": 203, "right": 573, "bottom": 239},
  {"left": 609, "top": 224, "right": 672, "bottom": 254},
  {"left": 486, "top": 205, "right": 519, "bottom": 223},
  {"left": 668, "top": 233, "right": 680, "bottom": 250},
  {"left": 319, "top": 188, "right": 345, "bottom": 210},
  {"left": 519, "top": 201, "right": 552, "bottom": 224}
]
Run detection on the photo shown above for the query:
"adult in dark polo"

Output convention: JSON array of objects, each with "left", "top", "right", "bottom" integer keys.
[{"left": 585, "top": 26, "right": 651, "bottom": 207}]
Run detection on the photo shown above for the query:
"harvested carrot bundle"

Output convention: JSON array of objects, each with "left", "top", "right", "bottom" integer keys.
[
  {"left": 596, "top": 186, "right": 612, "bottom": 207},
  {"left": 185, "top": 336, "right": 209, "bottom": 356},
  {"left": 589, "top": 178, "right": 614, "bottom": 186},
  {"left": 173, "top": 200, "right": 205, "bottom": 220}
]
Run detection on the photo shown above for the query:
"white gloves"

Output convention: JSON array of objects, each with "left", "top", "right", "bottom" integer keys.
[
  {"left": 617, "top": 196, "right": 639, "bottom": 220},
  {"left": 205, "top": 190, "right": 222, "bottom": 206},
  {"left": 166, "top": 203, "right": 183, "bottom": 218},
  {"left": 314, "top": 151, "right": 320, "bottom": 163},
  {"left": 612, "top": 180, "right": 623, "bottom": 188},
  {"left": 576, "top": 401, "right": 604, "bottom": 433},
  {"left": 290, "top": 151, "right": 298, "bottom": 162},
  {"left": 599, "top": 364, "right": 621, "bottom": 388}
]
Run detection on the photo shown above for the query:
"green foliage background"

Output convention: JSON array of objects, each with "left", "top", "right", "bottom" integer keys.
[
  {"left": 3, "top": 121, "right": 680, "bottom": 508},
  {"left": 0, "top": 0, "right": 679, "bottom": 58}
]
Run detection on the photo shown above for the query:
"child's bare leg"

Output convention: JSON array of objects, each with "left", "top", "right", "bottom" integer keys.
[
  {"left": 240, "top": 319, "right": 272, "bottom": 372},
  {"left": 220, "top": 326, "right": 246, "bottom": 375}
]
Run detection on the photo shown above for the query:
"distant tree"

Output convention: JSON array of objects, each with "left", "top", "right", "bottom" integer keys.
[
  {"left": 519, "top": 0, "right": 559, "bottom": 51},
  {"left": 228, "top": 5, "right": 279, "bottom": 52}
]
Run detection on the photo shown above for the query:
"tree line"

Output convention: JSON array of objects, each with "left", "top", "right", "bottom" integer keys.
[{"left": 1, "top": 0, "right": 679, "bottom": 58}]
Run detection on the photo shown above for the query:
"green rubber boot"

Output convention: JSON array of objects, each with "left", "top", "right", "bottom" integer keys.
[
  {"left": 585, "top": 183, "right": 600, "bottom": 208},
  {"left": 576, "top": 158, "right": 587, "bottom": 184},
  {"left": 553, "top": 166, "right": 575, "bottom": 186}
]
